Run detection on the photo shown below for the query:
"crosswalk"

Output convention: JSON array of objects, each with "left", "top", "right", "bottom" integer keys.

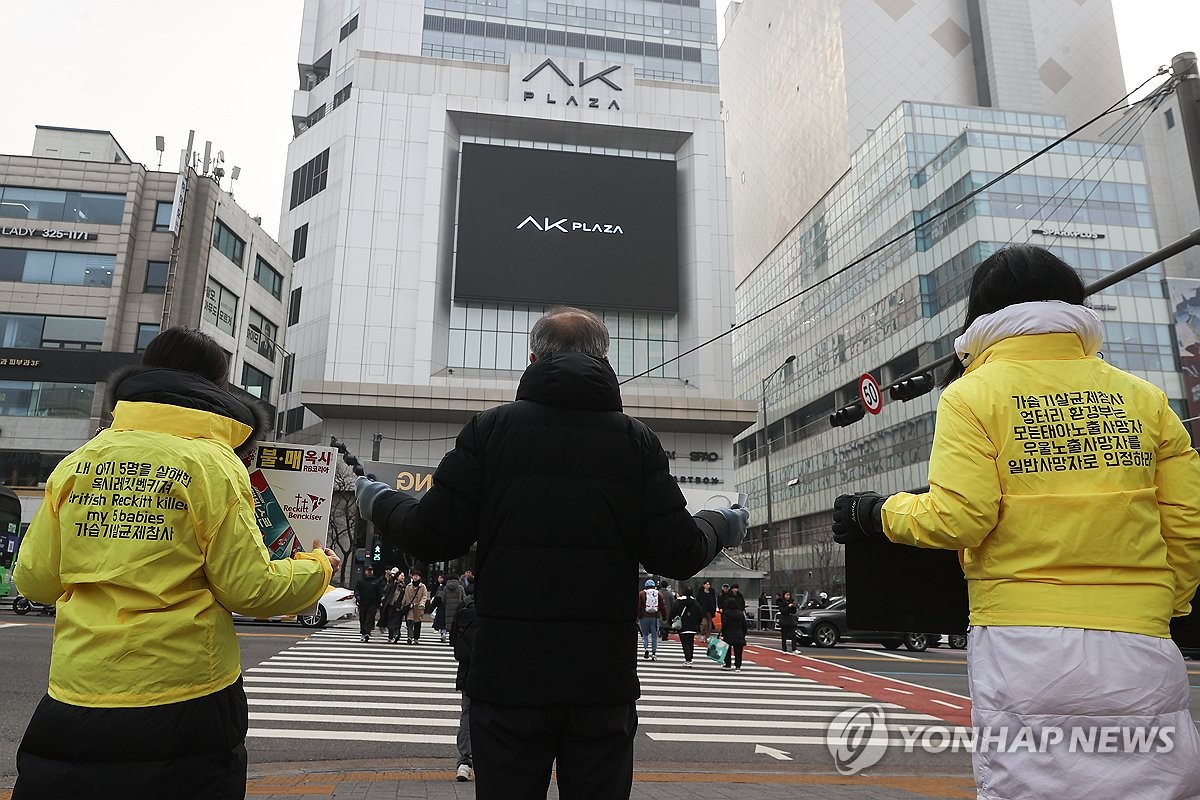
[{"left": 244, "top": 624, "right": 957, "bottom": 754}]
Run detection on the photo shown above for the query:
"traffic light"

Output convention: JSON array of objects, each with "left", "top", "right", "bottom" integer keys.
[
  {"left": 890, "top": 373, "right": 935, "bottom": 402},
  {"left": 829, "top": 403, "right": 866, "bottom": 428}
]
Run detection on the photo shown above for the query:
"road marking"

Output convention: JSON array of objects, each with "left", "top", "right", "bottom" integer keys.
[
  {"left": 885, "top": 687, "right": 913, "bottom": 695},
  {"left": 647, "top": 731, "right": 971, "bottom": 746},
  {"left": 854, "top": 648, "right": 919, "bottom": 661},
  {"left": 0, "top": 622, "right": 28, "bottom": 629},
  {"left": 802, "top": 666, "right": 822, "bottom": 672},
  {"left": 755, "top": 744, "right": 793, "bottom": 761},
  {"left": 932, "top": 699, "right": 963, "bottom": 709},
  {"left": 247, "top": 728, "right": 458, "bottom": 744},
  {"left": 836, "top": 675, "right": 863, "bottom": 683}
]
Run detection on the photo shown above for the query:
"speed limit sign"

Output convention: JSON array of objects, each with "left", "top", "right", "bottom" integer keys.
[{"left": 859, "top": 373, "right": 883, "bottom": 415}]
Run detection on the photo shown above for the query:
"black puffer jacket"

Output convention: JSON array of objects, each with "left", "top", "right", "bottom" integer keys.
[
  {"left": 372, "top": 352, "right": 737, "bottom": 706},
  {"left": 670, "top": 595, "right": 705, "bottom": 633}
]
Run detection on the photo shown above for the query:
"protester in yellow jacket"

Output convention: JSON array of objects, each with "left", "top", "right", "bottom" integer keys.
[
  {"left": 833, "top": 246, "right": 1200, "bottom": 800},
  {"left": 13, "top": 327, "right": 338, "bottom": 800}
]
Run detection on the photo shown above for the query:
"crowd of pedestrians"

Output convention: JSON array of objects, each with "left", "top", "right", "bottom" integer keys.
[{"left": 354, "top": 565, "right": 471, "bottom": 646}]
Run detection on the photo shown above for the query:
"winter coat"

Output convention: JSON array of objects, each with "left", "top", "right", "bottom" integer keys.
[
  {"left": 884, "top": 329, "right": 1200, "bottom": 638},
  {"left": 670, "top": 595, "right": 704, "bottom": 633},
  {"left": 450, "top": 596, "right": 478, "bottom": 691},
  {"left": 13, "top": 366, "right": 331, "bottom": 708},
  {"left": 777, "top": 600, "right": 798, "bottom": 629},
  {"left": 400, "top": 580, "right": 429, "bottom": 622},
  {"left": 381, "top": 578, "right": 402, "bottom": 608},
  {"left": 697, "top": 588, "right": 717, "bottom": 616},
  {"left": 370, "top": 352, "right": 738, "bottom": 706},
  {"left": 353, "top": 573, "right": 383, "bottom": 607},
  {"left": 637, "top": 588, "right": 669, "bottom": 621},
  {"left": 441, "top": 578, "right": 466, "bottom": 631},
  {"left": 719, "top": 599, "right": 747, "bottom": 645}
]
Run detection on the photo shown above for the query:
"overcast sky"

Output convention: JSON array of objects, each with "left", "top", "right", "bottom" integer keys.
[{"left": 0, "top": 1, "right": 1195, "bottom": 240}]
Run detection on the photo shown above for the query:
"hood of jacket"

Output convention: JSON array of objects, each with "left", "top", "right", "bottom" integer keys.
[
  {"left": 515, "top": 352, "right": 623, "bottom": 412},
  {"left": 104, "top": 365, "right": 270, "bottom": 456}
]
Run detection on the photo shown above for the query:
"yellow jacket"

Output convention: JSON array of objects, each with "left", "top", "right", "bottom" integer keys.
[
  {"left": 15, "top": 400, "right": 331, "bottom": 707},
  {"left": 884, "top": 333, "right": 1200, "bottom": 638}
]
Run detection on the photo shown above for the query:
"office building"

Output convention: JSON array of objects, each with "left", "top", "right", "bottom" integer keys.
[
  {"left": 279, "top": 0, "right": 755, "bottom": 481},
  {"left": 732, "top": 102, "right": 1178, "bottom": 590},
  {"left": 720, "top": 0, "right": 1128, "bottom": 280},
  {"left": 0, "top": 126, "right": 293, "bottom": 523}
]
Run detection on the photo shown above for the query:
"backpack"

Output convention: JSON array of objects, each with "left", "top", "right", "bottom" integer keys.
[
  {"left": 644, "top": 588, "right": 659, "bottom": 614},
  {"left": 450, "top": 600, "right": 478, "bottom": 663}
]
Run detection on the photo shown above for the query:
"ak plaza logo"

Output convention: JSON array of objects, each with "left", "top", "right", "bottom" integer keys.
[{"left": 824, "top": 704, "right": 1178, "bottom": 775}]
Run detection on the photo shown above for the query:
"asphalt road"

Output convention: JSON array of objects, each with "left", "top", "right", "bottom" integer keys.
[{"left": 2, "top": 607, "right": 1198, "bottom": 786}]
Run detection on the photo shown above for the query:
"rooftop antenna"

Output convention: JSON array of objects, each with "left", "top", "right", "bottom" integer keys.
[
  {"left": 229, "top": 165, "right": 241, "bottom": 198},
  {"left": 155, "top": 135, "right": 165, "bottom": 169},
  {"left": 212, "top": 149, "right": 226, "bottom": 181},
  {"left": 202, "top": 141, "right": 212, "bottom": 175}
]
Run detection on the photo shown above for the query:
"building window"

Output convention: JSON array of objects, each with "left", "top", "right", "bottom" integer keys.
[
  {"left": 0, "top": 313, "right": 105, "bottom": 350},
  {"left": 0, "top": 381, "right": 95, "bottom": 418},
  {"left": 292, "top": 224, "right": 308, "bottom": 261},
  {"left": 136, "top": 323, "right": 160, "bottom": 352},
  {"left": 241, "top": 363, "right": 273, "bottom": 400},
  {"left": 280, "top": 352, "right": 295, "bottom": 394},
  {"left": 1165, "top": 108, "right": 1176, "bottom": 129},
  {"left": 0, "top": 186, "right": 125, "bottom": 225},
  {"left": 253, "top": 256, "right": 284, "bottom": 299},
  {"left": 212, "top": 219, "right": 245, "bottom": 267},
  {"left": 289, "top": 149, "right": 330, "bottom": 210},
  {"left": 281, "top": 406, "right": 306, "bottom": 434},
  {"left": 153, "top": 201, "right": 173, "bottom": 232},
  {"left": 288, "top": 287, "right": 302, "bottom": 326},
  {"left": 203, "top": 278, "right": 239, "bottom": 336},
  {"left": 0, "top": 248, "right": 115, "bottom": 288},
  {"left": 145, "top": 260, "right": 169, "bottom": 293},
  {"left": 247, "top": 308, "right": 279, "bottom": 360},
  {"left": 340, "top": 14, "right": 358, "bottom": 40}
]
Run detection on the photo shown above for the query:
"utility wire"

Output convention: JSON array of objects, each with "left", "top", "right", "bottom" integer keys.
[{"left": 618, "top": 70, "right": 1172, "bottom": 386}]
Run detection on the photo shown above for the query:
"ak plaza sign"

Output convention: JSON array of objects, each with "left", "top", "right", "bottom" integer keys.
[{"left": 509, "top": 54, "right": 633, "bottom": 113}]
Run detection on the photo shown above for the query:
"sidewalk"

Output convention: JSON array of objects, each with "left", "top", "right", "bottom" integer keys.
[{"left": 235, "top": 760, "right": 977, "bottom": 800}]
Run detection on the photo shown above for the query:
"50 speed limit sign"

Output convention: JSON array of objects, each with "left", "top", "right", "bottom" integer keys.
[{"left": 858, "top": 373, "right": 883, "bottom": 415}]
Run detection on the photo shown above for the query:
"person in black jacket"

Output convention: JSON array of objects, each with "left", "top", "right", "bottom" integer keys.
[
  {"left": 669, "top": 586, "right": 705, "bottom": 667},
  {"left": 696, "top": 580, "right": 717, "bottom": 641},
  {"left": 720, "top": 596, "right": 748, "bottom": 671},
  {"left": 355, "top": 307, "right": 748, "bottom": 800},
  {"left": 352, "top": 564, "right": 383, "bottom": 642},
  {"left": 777, "top": 590, "right": 798, "bottom": 652}
]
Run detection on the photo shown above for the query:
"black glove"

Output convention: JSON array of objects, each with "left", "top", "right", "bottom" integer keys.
[{"left": 832, "top": 492, "right": 886, "bottom": 544}]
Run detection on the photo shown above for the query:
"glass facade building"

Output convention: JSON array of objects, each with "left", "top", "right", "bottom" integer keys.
[
  {"left": 420, "top": 0, "right": 719, "bottom": 84},
  {"left": 732, "top": 101, "right": 1178, "bottom": 592}
]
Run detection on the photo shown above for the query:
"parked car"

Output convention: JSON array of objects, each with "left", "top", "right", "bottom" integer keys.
[
  {"left": 231, "top": 585, "right": 357, "bottom": 628},
  {"left": 793, "top": 597, "right": 931, "bottom": 651}
]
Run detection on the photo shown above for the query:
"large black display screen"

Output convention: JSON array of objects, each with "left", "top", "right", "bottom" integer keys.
[{"left": 454, "top": 144, "right": 679, "bottom": 312}]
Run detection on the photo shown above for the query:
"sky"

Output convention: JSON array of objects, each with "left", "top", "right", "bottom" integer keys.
[{"left": 0, "top": 1, "right": 1196, "bottom": 240}]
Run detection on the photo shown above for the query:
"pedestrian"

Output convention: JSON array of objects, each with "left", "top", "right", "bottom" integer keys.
[
  {"left": 401, "top": 570, "right": 429, "bottom": 644},
  {"left": 430, "top": 574, "right": 447, "bottom": 642},
  {"left": 11, "top": 326, "right": 337, "bottom": 800},
  {"left": 669, "top": 586, "right": 704, "bottom": 667},
  {"left": 378, "top": 567, "right": 398, "bottom": 632},
  {"left": 697, "top": 579, "right": 717, "bottom": 641},
  {"left": 461, "top": 568, "right": 475, "bottom": 596},
  {"left": 832, "top": 245, "right": 1200, "bottom": 800},
  {"left": 440, "top": 574, "right": 466, "bottom": 645},
  {"left": 777, "top": 591, "right": 798, "bottom": 652},
  {"left": 637, "top": 580, "right": 666, "bottom": 660},
  {"left": 383, "top": 569, "right": 406, "bottom": 643},
  {"left": 720, "top": 597, "right": 747, "bottom": 672},
  {"left": 354, "top": 306, "right": 748, "bottom": 799},
  {"left": 450, "top": 592, "right": 479, "bottom": 782},
  {"left": 657, "top": 581, "right": 675, "bottom": 641},
  {"left": 728, "top": 583, "right": 747, "bottom": 612},
  {"left": 353, "top": 563, "right": 383, "bottom": 642},
  {"left": 718, "top": 582, "right": 731, "bottom": 608}
]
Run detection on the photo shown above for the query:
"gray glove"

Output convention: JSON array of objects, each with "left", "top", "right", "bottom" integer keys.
[
  {"left": 701, "top": 504, "right": 749, "bottom": 549},
  {"left": 355, "top": 476, "right": 391, "bottom": 521}
]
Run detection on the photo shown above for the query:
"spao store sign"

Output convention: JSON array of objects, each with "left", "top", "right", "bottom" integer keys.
[{"left": 509, "top": 54, "right": 633, "bottom": 113}]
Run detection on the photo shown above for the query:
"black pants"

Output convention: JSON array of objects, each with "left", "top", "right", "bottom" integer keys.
[
  {"left": 359, "top": 602, "right": 379, "bottom": 637},
  {"left": 406, "top": 620, "right": 422, "bottom": 642},
  {"left": 471, "top": 700, "right": 636, "bottom": 799},
  {"left": 724, "top": 643, "right": 745, "bottom": 668},
  {"left": 780, "top": 626, "right": 796, "bottom": 652},
  {"left": 15, "top": 678, "right": 248, "bottom": 800},
  {"left": 387, "top": 611, "right": 405, "bottom": 641},
  {"left": 679, "top": 632, "right": 696, "bottom": 662}
]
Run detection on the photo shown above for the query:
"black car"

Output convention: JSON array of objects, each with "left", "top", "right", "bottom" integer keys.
[{"left": 793, "top": 597, "right": 933, "bottom": 651}]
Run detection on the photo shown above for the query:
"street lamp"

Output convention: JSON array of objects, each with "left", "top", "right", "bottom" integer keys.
[{"left": 761, "top": 354, "right": 796, "bottom": 594}]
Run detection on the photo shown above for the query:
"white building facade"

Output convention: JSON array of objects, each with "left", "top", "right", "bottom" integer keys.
[{"left": 279, "top": 0, "right": 755, "bottom": 479}]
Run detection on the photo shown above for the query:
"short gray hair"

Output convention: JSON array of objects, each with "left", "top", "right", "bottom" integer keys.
[{"left": 529, "top": 306, "right": 610, "bottom": 360}]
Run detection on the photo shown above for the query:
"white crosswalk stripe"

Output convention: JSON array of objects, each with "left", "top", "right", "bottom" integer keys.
[{"left": 244, "top": 625, "right": 952, "bottom": 749}]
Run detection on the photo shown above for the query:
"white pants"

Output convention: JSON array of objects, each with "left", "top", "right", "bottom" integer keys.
[{"left": 968, "top": 626, "right": 1200, "bottom": 800}]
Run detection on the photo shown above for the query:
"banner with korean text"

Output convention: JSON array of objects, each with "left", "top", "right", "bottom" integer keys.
[{"left": 240, "top": 443, "right": 338, "bottom": 560}]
